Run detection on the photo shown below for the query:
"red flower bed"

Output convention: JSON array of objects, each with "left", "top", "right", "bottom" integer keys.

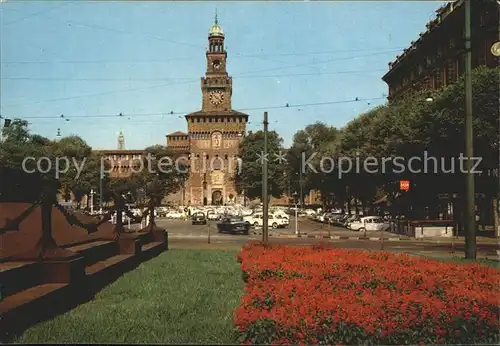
[{"left": 234, "top": 241, "right": 500, "bottom": 345}]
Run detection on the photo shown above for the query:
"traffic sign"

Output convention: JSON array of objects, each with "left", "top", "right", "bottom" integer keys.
[{"left": 400, "top": 180, "right": 410, "bottom": 191}]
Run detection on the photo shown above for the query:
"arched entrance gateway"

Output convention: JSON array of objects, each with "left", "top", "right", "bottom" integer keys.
[
  {"left": 162, "top": 15, "right": 249, "bottom": 207},
  {"left": 211, "top": 190, "right": 223, "bottom": 205}
]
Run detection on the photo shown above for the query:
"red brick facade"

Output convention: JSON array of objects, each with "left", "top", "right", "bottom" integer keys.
[
  {"left": 98, "top": 149, "right": 147, "bottom": 179},
  {"left": 165, "top": 17, "right": 248, "bottom": 206},
  {"left": 382, "top": 0, "right": 499, "bottom": 101}
]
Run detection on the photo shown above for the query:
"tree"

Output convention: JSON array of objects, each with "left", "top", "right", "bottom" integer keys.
[
  {"left": 234, "top": 130, "right": 287, "bottom": 201},
  {"left": 288, "top": 67, "right": 498, "bottom": 223},
  {"left": 287, "top": 122, "right": 341, "bottom": 207},
  {"left": 135, "top": 145, "right": 188, "bottom": 207},
  {"left": 334, "top": 66, "right": 499, "bottom": 221},
  {"left": 0, "top": 119, "right": 55, "bottom": 173},
  {"left": 50, "top": 136, "right": 103, "bottom": 209}
]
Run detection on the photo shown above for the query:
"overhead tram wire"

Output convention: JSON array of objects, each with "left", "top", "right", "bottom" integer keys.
[
  {"left": 16, "top": 96, "right": 387, "bottom": 123},
  {"left": 2, "top": 5, "right": 405, "bottom": 68},
  {"left": 2, "top": 48, "right": 397, "bottom": 109},
  {"left": 2, "top": 5, "right": 408, "bottom": 83},
  {"left": 1, "top": 2, "right": 71, "bottom": 26},
  {"left": 1, "top": 68, "right": 387, "bottom": 81},
  {"left": 1, "top": 49, "right": 400, "bottom": 79},
  {"left": 1, "top": 6, "right": 287, "bottom": 66},
  {"left": 0, "top": 79, "right": 198, "bottom": 109},
  {"left": 0, "top": 46, "right": 408, "bottom": 65},
  {"left": 1, "top": 6, "right": 405, "bottom": 63}
]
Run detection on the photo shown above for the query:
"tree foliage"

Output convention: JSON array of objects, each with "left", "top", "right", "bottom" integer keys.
[
  {"left": 286, "top": 66, "right": 499, "bottom": 218},
  {"left": 235, "top": 130, "right": 287, "bottom": 200},
  {"left": 134, "top": 145, "right": 189, "bottom": 206}
]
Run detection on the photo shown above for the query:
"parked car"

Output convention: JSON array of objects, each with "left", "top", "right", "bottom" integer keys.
[
  {"left": 243, "top": 213, "right": 288, "bottom": 229},
  {"left": 206, "top": 210, "right": 220, "bottom": 221},
  {"left": 166, "top": 210, "right": 184, "bottom": 219},
  {"left": 349, "top": 216, "right": 390, "bottom": 232},
  {"left": 304, "top": 209, "right": 316, "bottom": 217},
  {"left": 217, "top": 216, "right": 250, "bottom": 235},
  {"left": 156, "top": 207, "right": 168, "bottom": 217},
  {"left": 191, "top": 212, "right": 207, "bottom": 225},
  {"left": 273, "top": 210, "right": 290, "bottom": 220},
  {"left": 344, "top": 215, "right": 358, "bottom": 228},
  {"left": 316, "top": 213, "right": 327, "bottom": 223}
]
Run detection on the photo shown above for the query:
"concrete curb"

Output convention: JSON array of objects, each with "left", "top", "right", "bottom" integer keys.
[
  {"left": 251, "top": 231, "right": 276, "bottom": 237},
  {"left": 275, "top": 234, "right": 498, "bottom": 244},
  {"left": 277, "top": 234, "right": 412, "bottom": 241}
]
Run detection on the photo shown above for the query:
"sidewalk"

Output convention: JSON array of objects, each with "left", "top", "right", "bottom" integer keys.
[
  {"left": 276, "top": 232, "right": 499, "bottom": 244},
  {"left": 404, "top": 251, "right": 500, "bottom": 264}
]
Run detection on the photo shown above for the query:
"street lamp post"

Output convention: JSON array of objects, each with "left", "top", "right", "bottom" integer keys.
[
  {"left": 99, "top": 173, "right": 103, "bottom": 214},
  {"left": 181, "top": 176, "right": 186, "bottom": 206},
  {"left": 464, "top": 0, "right": 476, "bottom": 259},
  {"left": 293, "top": 192, "right": 299, "bottom": 235},
  {"left": 262, "top": 112, "right": 269, "bottom": 243},
  {"left": 125, "top": 191, "right": 132, "bottom": 229},
  {"left": 299, "top": 160, "right": 303, "bottom": 209},
  {"left": 90, "top": 189, "right": 95, "bottom": 214}
]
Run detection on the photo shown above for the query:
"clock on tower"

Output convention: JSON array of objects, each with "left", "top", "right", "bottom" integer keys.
[
  {"left": 201, "top": 12, "right": 232, "bottom": 112},
  {"left": 168, "top": 12, "right": 250, "bottom": 207}
]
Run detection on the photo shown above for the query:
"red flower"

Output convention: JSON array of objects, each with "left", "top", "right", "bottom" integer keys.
[{"left": 234, "top": 243, "right": 500, "bottom": 345}]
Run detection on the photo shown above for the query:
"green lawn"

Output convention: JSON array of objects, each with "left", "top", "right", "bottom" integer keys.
[
  {"left": 14, "top": 249, "right": 243, "bottom": 344},
  {"left": 444, "top": 256, "right": 499, "bottom": 268}
]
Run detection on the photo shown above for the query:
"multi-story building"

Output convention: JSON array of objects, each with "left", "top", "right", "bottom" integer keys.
[
  {"left": 99, "top": 149, "right": 146, "bottom": 179},
  {"left": 382, "top": 0, "right": 499, "bottom": 101},
  {"left": 96, "top": 133, "right": 146, "bottom": 179},
  {"left": 165, "top": 14, "right": 249, "bottom": 206}
]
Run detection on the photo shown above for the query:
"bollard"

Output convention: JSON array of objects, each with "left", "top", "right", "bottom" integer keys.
[
  {"left": 451, "top": 226, "right": 455, "bottom": 255},
  {"left": 207, "top": 221, "right": 211, "bottom": 244},
  {"left": 380, "top": 227, "right": 384, "bottom": 250}
]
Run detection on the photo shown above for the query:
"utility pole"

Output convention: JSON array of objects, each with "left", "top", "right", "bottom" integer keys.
[
  {"left": 464, "top": 0, "right": 476, "bottom": 259},
  {"left": 0, "top": 116, "right": 3, "bottom": 143},
  {"left": 299, "top": 159, "right": 303, "bottom": 209},
  {"left": 90, "top": 189, "right": 94, "bottom": 214},
  {"left": 293, "top": 192, "right": 299, "bottom": 235},
  {"left": 492, "top": 3, "right": 500, "bottom": 238},
  {"left": 262, "top": 112, "right": 269, "bottom": 243},
  {"left": 99, "top": 173, "right": 104, "bottom": 214}
]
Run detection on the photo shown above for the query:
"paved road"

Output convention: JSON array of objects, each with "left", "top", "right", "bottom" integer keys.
[
  {"left": 149, "top": 217, "right": 499, "bottom": 261},
  {"left": 150, "top": 217, "right": 394, "bottom": 238},
  {"left": 152, "top": 217, "right": 498, "bottom": 242}
]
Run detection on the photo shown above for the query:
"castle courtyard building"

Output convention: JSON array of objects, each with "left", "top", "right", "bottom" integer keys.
[{"left": 165, "top": 15, "right": 249, "bottom": 206}]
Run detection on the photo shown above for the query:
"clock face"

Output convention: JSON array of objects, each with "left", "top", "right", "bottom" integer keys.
[
  {"left": 209, "top": 90, "right": 224, "bottom": 105},
  {"left": 213, "top": 60, "right": 221, "bottom": 70}
]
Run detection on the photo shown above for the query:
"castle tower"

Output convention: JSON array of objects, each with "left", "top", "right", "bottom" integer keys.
[
  {"left": 117, "top": 131, "right": 125, "bottom": 150},
  {"left": 181, "top": 12, "right": 249, "bottom": 206}
]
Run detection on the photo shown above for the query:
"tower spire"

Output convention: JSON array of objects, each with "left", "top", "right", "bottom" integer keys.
[
  {"left": 118, "top": 130, "right": 125, "bottom": 150},
  {"left": 214, "top": 8, "right": 218, "bottom": 24}
]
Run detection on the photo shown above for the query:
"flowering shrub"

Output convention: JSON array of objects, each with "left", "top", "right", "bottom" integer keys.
[{"left": 234, "top": 241, "right": 500, "bottom": 345}]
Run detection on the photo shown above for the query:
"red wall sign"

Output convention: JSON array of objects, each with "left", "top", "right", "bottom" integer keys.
[{"left": 400, "top": 180, "right": 410, "bottom": 191}]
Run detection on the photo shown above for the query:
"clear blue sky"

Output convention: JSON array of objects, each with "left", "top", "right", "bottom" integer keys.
[{"left": 1, "top": 1, "right": 446, "bottom": 149}]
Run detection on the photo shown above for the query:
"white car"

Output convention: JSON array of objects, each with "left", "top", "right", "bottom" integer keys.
[
  {"left": 349, "top": 216, "right": 390, "bottom": 232},
  {"left": 273, "top": 210, "right": 290, "bottom": 220},
  {"left": 244, "top": 213, "right": 288, "bottom": 229},
  {"left": 240, "top": 208, "right": 253, "bottom": 216},
  {"left": 304, "top": 209, "right": 316, "bottom": 217},
  {"left": 206, "top": 210, "right": 220, "bottom": 221},
  {"left": 317, "top": 213, "right": 326, "bottom": 222},
  {"left": 166, "top": 210, "right": 184, "bottom": 219}
]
